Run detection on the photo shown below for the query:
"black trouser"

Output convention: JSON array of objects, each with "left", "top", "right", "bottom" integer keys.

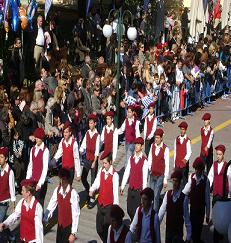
[
  {"left": 190, "top": 209, "right": 205, "bottom": 243},
  {"left": 165, "top": 231, "right": 184, "bottom": 243},
  {"left": 56, "top": 224, "right": 71, "bottom": 243},
  {"left": 35, "top": 181, "right": 48, "bottom": 208},
  {"left": 127, "top": 187, "right": 141, "bottom": 220},
  {"left": 96, "top": 204, "right": 111, "bottom": 243},
  {"left": 81, "top": 160, "right": 98, "bottom": 193},
  {"left": 201, "top": 148, "right": 213, "bottom": 174},
  {"left": 176, "top": 163, "right": 189, "bottom": 189},
  {"left": 145, "top": 138, "right": 154, "bottom": 157}
]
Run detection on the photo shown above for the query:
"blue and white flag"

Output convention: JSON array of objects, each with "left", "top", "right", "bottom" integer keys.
[
  {"left": 141, "top": 95, "right": 153, "bottom": 119},
  {"left": 45, "top": 0, "right": 52, "bottom": 20},
  {"left": 124, "top": 95, "right": 137, "bottom": 106}
]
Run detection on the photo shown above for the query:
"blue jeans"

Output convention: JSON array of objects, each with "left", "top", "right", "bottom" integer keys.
[
  {"left": 0, "top": 203, "right": 9, "bottom": 242},
  {"left": 149, "top": 175, "right": 164, "bottom": 212},
  {"left": 125, "top": 143, "right": 135, "bottom": 167}
]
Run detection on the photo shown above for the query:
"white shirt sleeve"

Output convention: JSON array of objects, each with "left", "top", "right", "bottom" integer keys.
[
  {"left": 164, "top": 147, "right": 170, "bottom": 184},
  {"left": 79, "top": 134, "right": 87, "bottom": 153},
  {"left": 53, "top": 139, "right": 63, "bottom": 161},
  {"left": 183, "top": 195, "right": 192, "bottom": 241},
  {"left": 112, "top": 129, "right": 118, "bottom": 161},
  {"left": 118, "top": 120, "right": 126, "bottom": 135},
  {"left": 95, "top": 134, "right": 100, "bottom": 157},
  {"left": 135, "top": 120, "right": 141, "bottom": 138},
  {"left": 37, "top": 148, "right": 49, "bottom": 188},
  {"left": 35, "top": 202, "right": 44, "bottom": 243},
  {"left": 147, "top": 144, "right": 153, "bottom": 171},
  {"left": 107, "top": 225, "right": 112, "bottom": 243},
  {"left": 113, "top": 172, "right": 119, "bottom": 205},
  {"left": 149, "top": 117, "right": 157, "bottom": 139},
  {"left": 144, "top": 118, "right": 147, "bottom": 139},
  {"left": 46, "top": 187, "right": 58, "bottom": 218},
  {"left": 9, "top": 169, "right": 16, "bottom": 202},
  {"left": 121, "top": 158, "right": 131, "bottom": 191},
  {"left": 208, "top": 165, "right": 214, "bottom": 187},
  {"left": 71, "top": 189, "right": 80, "bottom": 234},
  {"left": 100, "top": 127, "right": 105, "bottom": 143},
  {"left": 184, "top": 139, "right": 192, "bottom": 161},
  {"left": 173, "top": 139, "right": 176, "bottom": 168},
  {"left": 90, "top": 167, "right": 102, "bottom": 192},
  {"left": 182, "top": 174, "right": 192, "bottom": 195},
  {"left": 130, "top": 207, "right": 139, "bottom": 233},
  {"left": 26, "top": 150, "right": 33, "bottom": 179},
  {"left": 158, "top": 191, "right": 168, "bottom": 223},
  {"left": 207, "top": 129, "right": 214, "bottom": 148},
  {"left": 142, "top": 159, "right": 149, "bottom": 189},
  {"left": 73, "top": 141, "right": 81, "bottom": 177}
]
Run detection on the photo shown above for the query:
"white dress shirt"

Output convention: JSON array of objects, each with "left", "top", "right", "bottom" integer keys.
[
  {"left": 27, "top": 142, "right": 49, "bottom": 188},
  {"left": 107, "top": 224, "right": 132, "bottom": 243},
  {"left": 54, "top": 137, "right": 81, "bottom": 177},
  {"left": 183, "top": 173, "right": 210, "bottom": 218},
  {"left": 90, "top": 166, "right": 119, "bottom": 205},
  {"left": 36, "top": 26, "right": 44, "bottom": 46},
  {"left": 143, "top": 114, "right": 157, "bottom": 140},
  {"left": 79, "top": 129, "right": 100, "bottom": 157},
  {"left": 158, "top": 190, "right": 192, "bottom": 241},
  {"left": 100, "top": 124, "right": 118, "bottom": 161},
  {"left": 0, "top": 163, "right": 16, "bottom": 203},
  {"left": 173, "top": 135, "right": 192, "bottom": 167},
  {"left": 130, "top": 206, "right": 161, "bottom": 243},
  {"left": 148, "top": 142, "right": 170, "bottom": 184},
  {"left": 208, "top": 161, "right": 231, "bottom": 194},
  {"left": 201, "top": 125, "right": 214, "bottom": 148},
  {"left": 3, "top": 196, "right": 43, "bottom": 243},
  {"left": 121, "top": 152, "right": 149, "bottom": 191},
  {"left": 46, "top": 185, "right": 80, "bottom": 235},
  {"left": 175, "top": 66, "right": 184, "bottom": 84},
  {"left": 118, "top": 117, "right": 141, "bottom": 138}
]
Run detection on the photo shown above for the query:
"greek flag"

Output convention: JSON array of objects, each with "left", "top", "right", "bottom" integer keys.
[
  {"left": 45, "top": 0, "right": 52, "bottom": 20},
  {"left": 141, "top": 95, "right": 153, "bottom": 119},
  {"left": 124, "top": 95, "right": 137, "bottom": 106}
]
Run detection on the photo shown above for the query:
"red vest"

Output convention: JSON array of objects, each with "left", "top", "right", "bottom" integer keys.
[
  {"left": 62, "top": 138, "right": 75, "bottom": 169},
  {"left": 166, "top": 190, "right": 185, "bottom": 238},
  {"left": 98, "top": 168, "right": 115, "bottom": 207},
  {"left": 20, "top": 199, "right": 37, "bottom": 242},
  {"left": 190, "top": 173, "right": 206, "bottom": 212},
  {"left": 57, "top": 185, "right": 72, "bottom": 228},
  {"left": 0, "top": 166, "right": 11, "bottom": 202},
  {"left": 110, "top": 224, "right": 129, "bottom": 243},
  {"left": 175, "top": 136, "right": 190, "bottom": 168},
  {"left": 86, "top": 130, "right": 98, "bottom": 162},
  {"left": 125, "top": 118, "right": 136, "bottom": 144},
  {"left": 129, "top": 155, "right": 146, "bottom": 190},
  {"left": 136, "top": 206, "right": 156, "bottom": 243},
  {"left": 151, "top": 144, "right": 167, "bottom": 176},
  {"left": 200, "top": 126, "right": 213, "bottom": 157},
  {"left": 146, "top": 115, "right": 156, "bottom": 139},
  {"left": 31, "top": 145, "right": 46, "bottom": 181},
  {"left": 213, "top": 161, "right": 229, "bottom": 197},
  {"left": 101, "top": 126, "right": 114, "bottom": 159}
]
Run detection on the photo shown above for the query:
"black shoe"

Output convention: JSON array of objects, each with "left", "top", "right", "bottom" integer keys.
[{"left": 87, "top": 198, "right": 95, "bottom": 209}]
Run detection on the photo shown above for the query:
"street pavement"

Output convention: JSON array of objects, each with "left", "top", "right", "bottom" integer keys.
[{"left": 13, "top": 97, "right": 231, "bottom": 242}]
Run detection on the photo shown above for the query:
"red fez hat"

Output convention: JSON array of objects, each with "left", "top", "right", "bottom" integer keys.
[
  {"left": 178, "top": 121, "right": 188, "bottom": 129},
  {"left": 135, "top": 137, "right": 144, "bottom": 145},
  {"left": 215, "top": 144, "right": 226, "bottom": 154},
  {"left": 58, "top": 168, "right": 70, "bottom": 179},
  {"left": 0, "top": 147, "right": 8, "bottom": 157},
  {"left": 104, "top": 111, "right": 114, "bottom": 118},
  {"left": 20, "top": 179, "right": 37, "bottom": 187},
  {"left": 88, "top": 114, "right": 97, "bottom": 121},
  {"left": 193, "top": 157, "right": 205, "bottom": 170},
  {"left": 157, "top": 43, "right": 163, "bottom": 49},
  {"left": 202, "top": 113, "right": 211, "bottom": 120},
  {"left": 100, "top": 151, "right": 112, "bottom": 161},
  {"left": 140, "top": 187, "right": 154, "bottom": 201},
  {"left": 154, "top": 128, "right": 164, "bottom": 137},
  {"left": 148, "top": 102, "right": 155, "bottom": 109},
  {"left": 33, "top": 128, "right": 45, "bottom": 140},
  {"left": 63, "top": 121, "right": 71, "bottom": 131},
  {"left": 171, "top": 170, "right": 183, "bottom": 180},
  {"left": 110, "top": 205, "right": 125, "bottom": 220},
  {"left": 127, "top": 105, "right": 135, "bottom": 111}
]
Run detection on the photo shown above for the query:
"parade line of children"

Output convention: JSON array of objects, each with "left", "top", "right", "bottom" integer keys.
[{"left": 0, "top": 108, "right": 230, "bottom": 243}]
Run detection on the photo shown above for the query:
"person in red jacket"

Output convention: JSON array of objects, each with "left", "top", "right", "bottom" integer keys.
[
  {"left": 107, "top": 205, "right": 132, "bottom": 243},
  {"left": 183, "top": 157, "right": 210, "bottom": 243},
  {"left": 200, "top": 113, "right": 214, "bottom": 174},
  {"left": 143, "top": 102, "right": 157, "bottom": 156},
  {"left": 120, "top": 137, "right": 149, "bottom": 220},
  {"left": 0, "top": 179, "right": 43, "bottom": 242},
  {"left": 44, "top": 168, "right": 80, "bottom": 243},
  {"left": 148, "top": 128, "right": 169, "bottom": 212},
  {"left": 26, "top": 128, "right": 49, "bottom": 207},
  {"left": 208, "top": 144, "right": 231, "bottom": 242},
  {"left": 100, "top": 111, "right": 118, "bottom": 163},
  {"left": 89, "top": 153, "right": 119, "bottom": 243},
  {"left": 0, "top": 147, "right": 16, "bottom": 242},
  {"left": 53, "top": 121, "right": 81, "bottom": 183},
  {"left": 173, "top": 121, "right": 192, "bottom": 187},
  {"left": 80, "top": 113, "right": 100, "bottom": 208}
]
